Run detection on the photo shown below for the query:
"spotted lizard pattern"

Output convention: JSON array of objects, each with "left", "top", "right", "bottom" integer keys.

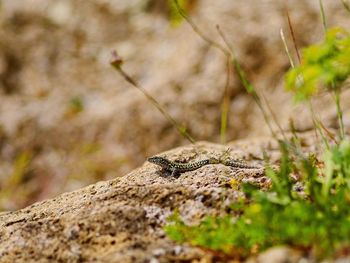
[{"left": 148, "top": 156, "right": 262, "bottom": 177}]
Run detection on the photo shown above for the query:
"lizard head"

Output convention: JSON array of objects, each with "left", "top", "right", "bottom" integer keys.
[{"left": 147, "top": 156, "right": 171, "bottom": 168}]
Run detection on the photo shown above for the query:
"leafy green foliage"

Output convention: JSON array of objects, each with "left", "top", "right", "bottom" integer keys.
[
  {"left": 323, "top": 140, "right": 350, "bottom": 194},
  {"left": 164, "top": 141, "right": 350, "bottom": 259},
  {"left": 285, "top": 27, "right": 350, "bottom": 101},
  {"left": 163, "top": 5, "right": 350, "bottom": 261}
]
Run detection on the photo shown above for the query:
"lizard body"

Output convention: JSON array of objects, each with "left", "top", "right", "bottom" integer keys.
[
  {"left": 148, "top": 156, "right": 262, "bottom": 176},
  {"left": 221, "top": 159, "right": 260, "bottom": 169},
  {"left": 147, "top": 156, "right": 212, "bottom": 176}
]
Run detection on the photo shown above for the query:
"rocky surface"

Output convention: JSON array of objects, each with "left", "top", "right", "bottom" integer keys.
[
  {"left": 0, "top": 140, "right": 276, "bottom": 263},
  {"left": 1, "top": 134, "right": 334, "bottom": 262},
  {"left": 0, "top": 0, "right": 349, "bottom": 210},
  {"left": 0, "top": 1, "right": 349, "bottom": 260}
]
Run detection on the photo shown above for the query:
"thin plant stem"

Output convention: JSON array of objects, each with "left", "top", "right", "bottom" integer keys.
[
  {"left": 173, "top": 0, "right": 229, "bottom": 56},
  {"left": 173, "top": 0, "right": 236, "bottom": 145},
  {"left": 280, "top": 28, "right": 323, "bottom": 150},
  {"left": 261, "top": 93, "right": 287, "bottom": 141},
  {"left": 216, "top": 25, "right": 278, "bottom": 140},
  {"left": 341, "top": 0, "right": 350, "bottom": 12},
  {"left": 285, "top": 7, "right": 301, "bottom": 64},
  {"left": 220, "top": 58, "right": 232, "bottom": 143},
  {"left": 110, "top": 51, "right": 196, "bottom": 144},
  {"left": 333, "top": 89, "right": 345, "bottom": 140},
  {"left": 280, "top": 26, "right": 334, "bottom": 149},
  {"left": 319, "top": 0, "right": 327, "bottom": 33},
  {"left": 307, "top": 100, "right": 330, "bottom": 149},
  {"left": 280, "top": 28, "right": 295, "bottom": 68},
  {"left": 232, "top": 57, "right": 277, "bottom": 139}
]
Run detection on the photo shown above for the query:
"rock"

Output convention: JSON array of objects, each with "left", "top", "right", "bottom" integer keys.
[
  {"left": 251, "top": 246, "right": 303, "bottom": 263},
  {"left": 0, "top": 0, "right": 349, "bottom": 210},
  {"left": 0, "top": 141, "right": 268, "bottom": 262}
]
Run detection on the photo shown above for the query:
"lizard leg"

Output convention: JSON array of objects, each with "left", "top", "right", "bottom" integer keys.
[{"left": 171, "top": 169, "right": 177, "bottom": 177}]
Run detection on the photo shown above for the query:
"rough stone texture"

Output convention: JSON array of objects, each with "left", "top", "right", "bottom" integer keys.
[
  {"left": 1, "top": 134, "right": 337, "bottom": 263},
  {"left": 0, "top": 140, "right": 274, "bottom": 263},
  {"left": 0, "top": 0, "right": 349, "bottom": 210}
]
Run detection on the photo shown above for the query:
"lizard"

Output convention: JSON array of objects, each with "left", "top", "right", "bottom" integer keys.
[{"left": 147, "top": 156, "right": 262, "bottom": 177}]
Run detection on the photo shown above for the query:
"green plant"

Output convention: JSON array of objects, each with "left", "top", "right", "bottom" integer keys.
[
  {"left": 165, "top": 141, "right": 350, "bottom": 259},
  {"left": 286, "top": 27, "right": 350, "bottom": 100},
  {"left": 164, "top": 5, "right": 350, "bottom": 260},
  {"left": 286, "top": 27, "right": 350, "bottom": 139},
  {"left": 168, "top": 0, "right": 187, "bottom": 26},
  {"left": 110, "top": 2, "right": 350, "bottom": 259}
]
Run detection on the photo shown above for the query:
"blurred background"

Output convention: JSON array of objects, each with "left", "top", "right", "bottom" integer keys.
[{"left": 0, "top": 0, "right": 349, "bottom": 210}]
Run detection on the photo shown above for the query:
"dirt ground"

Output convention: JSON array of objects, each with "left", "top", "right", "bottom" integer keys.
[{"left": 0, "top": 0, "right": 349, "bottom": 210}]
